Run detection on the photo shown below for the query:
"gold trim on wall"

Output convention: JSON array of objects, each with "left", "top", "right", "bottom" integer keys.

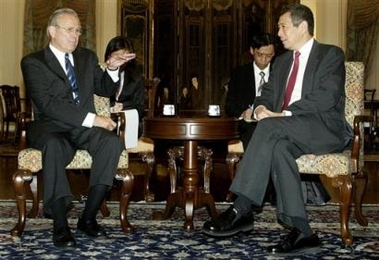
[{"left": 117, "top": 0, "right": 154, "bottom": 79}]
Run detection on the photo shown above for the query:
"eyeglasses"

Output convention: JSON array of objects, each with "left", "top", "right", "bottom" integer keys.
[
  {"left": 255, "top": 51, "right": 274, "bottom": 59},
  {"left": 54, "top": 25, "right": 82, "bottom": 35}
]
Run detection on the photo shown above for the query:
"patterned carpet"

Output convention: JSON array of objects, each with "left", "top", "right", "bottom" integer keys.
[{"left": 0, "top": 200, "right": 379, "bottom": 259}]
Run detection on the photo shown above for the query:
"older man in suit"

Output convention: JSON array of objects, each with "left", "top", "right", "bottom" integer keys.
[
  {"left": 21, "top": 8, "right": 133, "bottom": 248},
  {"left": 203, "top": 3, "right": 350, "bottom": 255}
]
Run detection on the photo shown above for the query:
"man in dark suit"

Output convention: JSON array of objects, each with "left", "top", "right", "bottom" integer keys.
[
  {"left": 21, "top": 8, "right": 133, "bottom": 248},
  {"left": 225, "top": 33, "right": 276, "bottom": 149},
  {"left": 203, "top": 3, "right": 350, "bottom": 255}
]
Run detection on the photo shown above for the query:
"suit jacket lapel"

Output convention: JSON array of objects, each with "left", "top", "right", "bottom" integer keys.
[
  {"left": 302, "top": 41, "right": 320, "bottom": 97},
  {"left": 44, "top": 47, "right": 67, "bottom": 81}
]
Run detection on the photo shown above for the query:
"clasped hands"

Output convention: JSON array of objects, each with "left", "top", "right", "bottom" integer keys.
[{"left": 105, "top": 51, "right": 136, "bottom": 70}]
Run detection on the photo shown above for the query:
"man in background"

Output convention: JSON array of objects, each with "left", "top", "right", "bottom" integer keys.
[{"left": 225, "top": 33, "right": 276, "bottom": 149}]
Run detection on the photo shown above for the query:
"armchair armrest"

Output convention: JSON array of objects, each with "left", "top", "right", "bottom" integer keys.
[
  {"left": 351, "top": 115, "right": 374, "bottom": 174},
  {"left": 17, "top": 111, "right": 33, "bottom": 150},
  {"left": 110, "top": 112, "right": 126, "bottom": 148}
]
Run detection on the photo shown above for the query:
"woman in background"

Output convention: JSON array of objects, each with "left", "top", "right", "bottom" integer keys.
[{"left": 104, "top": 36, "right": 145, "bottom": 136}]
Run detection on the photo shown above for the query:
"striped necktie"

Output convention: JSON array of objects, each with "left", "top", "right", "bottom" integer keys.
[
  {"left": 257, "top": 71, "right": 265, "bottom": 94},
  {"left": 65, "top": 53, "right": 80, "bottom": 104}
]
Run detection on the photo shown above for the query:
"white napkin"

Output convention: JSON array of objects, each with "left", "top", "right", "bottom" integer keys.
[{"left": 120, "top": 109, "right": 139, "bottom": 149}]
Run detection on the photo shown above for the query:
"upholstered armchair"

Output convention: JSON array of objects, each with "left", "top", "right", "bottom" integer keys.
[
  {"left": 11, "top": 95, "right": 134, "bottom": 237},
  {"left": 226, "top": 62, "right": 371, "bottom": 245}
]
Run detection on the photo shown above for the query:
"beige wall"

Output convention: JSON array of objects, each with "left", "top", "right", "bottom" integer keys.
[
  {"left": 1, "top": 0, "right": 377, "bottom": 98},
  {"left": 0, "top": 0, "right": 25, "bottom": 94},
  {"left": 0, "top": 0, "right": 118, "bottom": 97},
  {"left": 95, "top": 0, "right": 118, "bottom": 61}
]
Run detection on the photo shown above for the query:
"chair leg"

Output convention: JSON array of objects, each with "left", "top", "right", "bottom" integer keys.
[
  {"left": 354, "top": 168, "right": 369, "bottom": 226},
  {"left": 11, "top": 169, "right": 33, "bottom": 237},
  {"left": 115, "top": 168, "right": 134, "bottom": 233},
  {"left": 100, "top": 199, "right": 110, "bottom": 217},
  {"left": 225, "top": 152, "right": 241, "bottom": 201},
  {"left": 332, "top": 175, "right": 353, "bottom": 245},
  {"left": 28, "top": 175, "right": 41, "bottom": 218},
  {"left": 140, "top": 152, "right": 155, "bottom": 202}
]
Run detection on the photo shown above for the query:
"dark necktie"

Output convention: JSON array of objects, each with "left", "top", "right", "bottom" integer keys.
[
  {"left": 65, "top": 53, "right": 80, "bottom": 104},
  {"left": 257, "top": 71, "right": 265, "bottom": 94},
  {"left": 282, "top": 51, "right": 300, "bottom": 110}
]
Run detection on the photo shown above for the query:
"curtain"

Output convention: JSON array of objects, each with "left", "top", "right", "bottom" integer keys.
[
  {"left": 23, "top": 0, "right": 96, "bottom": 56},
  {"left": 346, "top": 0, "right": 379, "bottom": 80}
]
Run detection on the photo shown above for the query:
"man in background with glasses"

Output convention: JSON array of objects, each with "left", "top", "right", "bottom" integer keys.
[
  {"left": 225, "top": 33, "right": 276, "bottom": 150},
  {"left": 21, "top": 8, "right": 133, "bottom": 248}
]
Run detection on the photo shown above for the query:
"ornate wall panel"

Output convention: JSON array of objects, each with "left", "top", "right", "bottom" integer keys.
[{"left": 118, "top": 0, "right": 154, "bottom": 78}]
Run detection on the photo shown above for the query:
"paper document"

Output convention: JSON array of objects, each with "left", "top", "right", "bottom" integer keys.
[{"left": 120, "top": 109, "right": 139, "bottom": 149}]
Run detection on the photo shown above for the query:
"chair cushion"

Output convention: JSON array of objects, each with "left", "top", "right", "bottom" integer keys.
[
  {"left": 127, "top": 137, "right": 154, "bottom": 153},
  {"left": 296, "top": 150, "right": 352, "bottom": 178},
  {"left": 227, "top": 140, "right": 244, "bottom": 153},
  {"left": 18, "top": 148, "right": 129, "bottom": 172}
]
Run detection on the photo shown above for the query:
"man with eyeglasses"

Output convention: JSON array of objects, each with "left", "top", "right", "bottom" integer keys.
[
  {"left": 225, "top": 33, "right": 276, "bottom": 150},
  {"left": 20, "top": 8, "right": 133, "bottom": 248}
]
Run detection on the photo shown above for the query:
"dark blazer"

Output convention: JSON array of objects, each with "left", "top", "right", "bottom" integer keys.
[
  {"left": 255, "top": 40, "right": 347, "bottom": 148},
  {"left": 225, "top": 62, "right": 271, "bottom": 149},
  {"left": 110, "top": 72, "right": 144, "bottom": 119},
  {"left": 225, "top": 62, "right": 256, "bottom": 118},
  {"left": 21, "top": 46, "right": 119, "bottom": 131}
]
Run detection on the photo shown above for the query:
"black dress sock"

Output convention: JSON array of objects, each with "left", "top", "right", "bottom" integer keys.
[
  {"left": 233, "top": 194, "right": 254, "bottom": 215},
  {"left": 81, "top": 184, "right": 109, "bottom": 221},
  {"left": 51, "top": 198, "right": 69, "bottom": 231},
  {"left": 293, "top": 216, "right": 313, "bottom": 237}
]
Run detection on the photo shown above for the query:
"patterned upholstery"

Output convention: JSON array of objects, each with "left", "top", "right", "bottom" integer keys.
[
  {"left": 17, "top": 95, "right": 128, "bottom": 172},
  {"left": 11, "top": 95, "right": 134, "bottom": 237},
  {"left": 228, "top": 62, "right": 364, "bottom": 177},
  {"left": 225, "top": 62, "right": 369, "bottom": 245},
  {"left": 296, "top": 62, "right": 364, "bottom": 177}
]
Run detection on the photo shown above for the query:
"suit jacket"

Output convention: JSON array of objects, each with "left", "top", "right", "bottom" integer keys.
[
  {"left": 110, "top": 71, "right": 144, "bottom": 118},
  {"left": 21, "top": 46, "right": 118, "bottom": 131},
  {"left": 225, "top": 62, "right": 271, "bottom": 148},
  {"left": 255, "top": 40, "right": 348, "bottom": 147},
  {"left": 225, "top": 62, "right": 256, "bottom": 118}
]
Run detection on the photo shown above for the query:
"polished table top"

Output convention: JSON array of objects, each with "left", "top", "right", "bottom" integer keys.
[
  {"left": 143, "top": 116, "right": 239, "bottom": 230},
  {"left": 143, "top": 117, "right": 239, "bottom": 140}
]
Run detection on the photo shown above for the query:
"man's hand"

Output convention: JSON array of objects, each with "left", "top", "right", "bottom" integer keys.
[
  {"left": 255, "top": 106, "right": 285, "bottom": 121},
  {"left": 93, "top": 115, "right": 117, "bottom": 131},
  {"left": 240, "top": 108, "right": 253, "bottom": 120}
]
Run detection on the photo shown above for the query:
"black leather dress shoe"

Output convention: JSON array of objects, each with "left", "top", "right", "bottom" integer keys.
[
  {"left": 268, "top": 228, "right": 320, "bottom": 255},
  {"left": 77, "top": 218, "right": 106, "bottom": 237},
  {"left": 202, "top": 206, "right": 254, "bottom": 237},
  {"left": 53, "top": 227, "right": 76, "bottom": 248}
]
